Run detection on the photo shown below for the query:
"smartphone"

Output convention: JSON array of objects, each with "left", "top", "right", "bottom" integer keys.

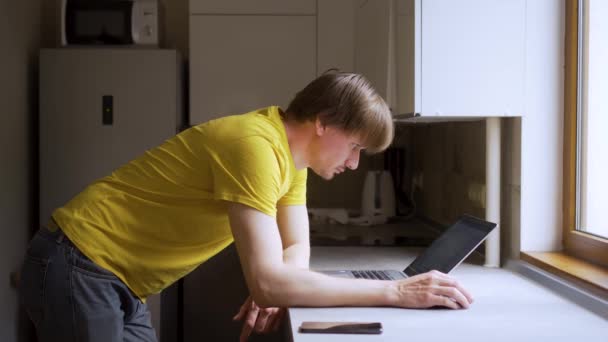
[{"left": 299, "top": 321, "right": 383, "bottom": 334}]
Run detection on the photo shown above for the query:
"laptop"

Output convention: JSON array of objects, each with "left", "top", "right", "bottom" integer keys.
[{"left": 321, "top": 214, "right": 497, "bottom": 280}]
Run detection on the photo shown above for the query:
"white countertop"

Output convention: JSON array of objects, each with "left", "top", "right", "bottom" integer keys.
[{"left": 287, "top": 247, "right": 608, "bottom": 342}]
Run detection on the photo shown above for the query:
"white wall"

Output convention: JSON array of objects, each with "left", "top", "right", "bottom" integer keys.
[
  {"left": 0, "top": 1, "right": 41, "bottom": 341},
  {"left": 520, "top": 0, "right": 565, "bottom": 252}
]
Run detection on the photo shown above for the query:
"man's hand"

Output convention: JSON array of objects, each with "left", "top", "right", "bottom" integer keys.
[
  {"left": 392, "top": 270, "right": 474, "bottom": 309},
  {"left": 233, "top": 295, "right": 285, "bottom": 342}
]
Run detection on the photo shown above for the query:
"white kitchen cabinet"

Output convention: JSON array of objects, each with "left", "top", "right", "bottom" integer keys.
[
  {"left": 189, "top": 0, "right": 315, "bottom": 15},
  {"left": 355, "top": 0, "right": 393, "bottom": 106},
  {"left": 318, "top": 0, "right": 356, "bottom": 74},
  {"left": 189, "top": 15, "right": 316, "bottom": 124},
  {"left": 357, "top": 0, "right": 526, "bottom": 118}
]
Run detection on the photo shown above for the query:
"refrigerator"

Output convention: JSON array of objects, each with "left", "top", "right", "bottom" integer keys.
[{"left": 39, "top": 48, "right": 184, "bottom": 341}]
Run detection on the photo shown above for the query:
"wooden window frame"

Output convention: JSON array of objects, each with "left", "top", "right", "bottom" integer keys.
[{"left": 563, "top": 0, "right": 608, "bottom": 268}]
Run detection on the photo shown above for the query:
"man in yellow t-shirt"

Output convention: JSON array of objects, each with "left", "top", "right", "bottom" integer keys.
[{"left": 19, "top": 72, "right": 474, "bottom": 342}]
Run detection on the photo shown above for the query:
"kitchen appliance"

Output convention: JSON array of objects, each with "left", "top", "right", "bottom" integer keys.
[
  {"left": 360, "top": 170, "right": 396, "bottom": 220},
  {"left": 39, "top": 48, "right": 183, "bottom": 341},
  {"left": 61, "top": 0, "right": 160, "bottom": 45}
]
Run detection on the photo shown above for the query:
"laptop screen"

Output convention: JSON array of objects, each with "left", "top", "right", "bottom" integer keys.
[{"left": 403, "top": 215, "right": 497, "bottom": 276}]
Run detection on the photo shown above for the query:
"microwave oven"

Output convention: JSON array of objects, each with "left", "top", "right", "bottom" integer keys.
[{"left": 61, "top": 0, "right": 160, "bottom": 46}]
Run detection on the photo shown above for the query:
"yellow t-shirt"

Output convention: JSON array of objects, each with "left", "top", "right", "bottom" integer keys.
[{"left": 52, "top": 106, "right": 307, "bottom": 300}]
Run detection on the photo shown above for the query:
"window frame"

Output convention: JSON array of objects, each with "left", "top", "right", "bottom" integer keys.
[{"left": 563, "top": 0, "right": 608, "bottom": 268}]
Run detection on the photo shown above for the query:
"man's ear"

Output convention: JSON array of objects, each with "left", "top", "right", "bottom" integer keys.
[{"left": 314, "top": 116, "right": 326, "bottom": 136}]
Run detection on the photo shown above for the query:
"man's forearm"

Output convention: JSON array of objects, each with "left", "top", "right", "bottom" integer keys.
[
  {"left": 252, "top": 264, "right": 396, "bottom": 308},
  {"left": 282, "top": 242, "right": 310, "bottom": 269},
  {"left": 275, "top": 245, "right": 392, "bottom": 309},
  {"left": 230, "top": 203, "right": 395, "bottom": 309}
]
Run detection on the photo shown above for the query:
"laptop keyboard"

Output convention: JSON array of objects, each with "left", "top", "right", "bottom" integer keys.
[{"left": 352, "top": 270, "right": 392, "bottom": 280}]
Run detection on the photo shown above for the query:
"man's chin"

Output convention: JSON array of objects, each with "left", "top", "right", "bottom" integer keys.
[
  {"left": 312, "top": 169, "right": 336, "bottom": 180},
  {"left": 322, "top": 173, "right": 335, "bottom": 180}
]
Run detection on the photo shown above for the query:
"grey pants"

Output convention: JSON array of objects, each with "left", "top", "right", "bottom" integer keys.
[{"left": 19, "top": 227, "right": 158, "bottom": 342}]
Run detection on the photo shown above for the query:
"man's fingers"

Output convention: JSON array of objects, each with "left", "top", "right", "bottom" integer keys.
[
  {"left": 437, "top": 277, "right": 474, "bottom": 305},
  {"left": 239, "top": 323, "right": 253, "bottom": 342},
  {"left": 254, "top": 308, "right": 272, "bottom": 333},
  {"left": 239, "top": 314, "right": 255, "bottom": 342},
  {"left": 433, "top": 294, "right": 460, "bottom": 309},
  {"left": 239, "top": 306, "right": 259, "bottom": 342},
  {"left": 434, "top": 286, "right": 470, "bottom": 309},
  {"left": 235, "top": 298, "right": 285, "bottom": 340},
  {"left": 245, "top": 305, "right": 260, "bottom": 327},
  {"left": 233, "top": 302, "right": 248, "bottom": 321},
  {"left": 270, "top": 308, "right": 285, "bottom": 332},
  {"left": 426, "top": 271, "right": 474, "bottom": 305},
  {"left": 262, "top": 308, "right": 282, "bottom": 333},
  {"left": 263, "top": 309, "right": 280, "bottom": 334},
  {"left": 396, "top": 271, "right": 475, "bottom": 310},
  {"left": 234, "top": 296, "right": 254, "bottom": 321}
]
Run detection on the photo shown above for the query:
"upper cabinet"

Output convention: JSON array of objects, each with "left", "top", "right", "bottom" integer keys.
[
  {"left": 318, "top": 0, "right": 356, "bottom": 74},
  {"left": 189, "top": 15, "right": 315, "bottom": 124},
  {"left": 188, "top": 0, "right": 527, "bottom": 124},
  {"left": 188, "top": 0, "right": 316, "bottom": 124},
  {"left": 355, "top": 0, "right": 393, "bottom": 102},
  {"left": 357, "top": 0, "right": 526, "bottom": 119},
  {"left": 189, "top": 0, "right": 315, "bottom": 15}
]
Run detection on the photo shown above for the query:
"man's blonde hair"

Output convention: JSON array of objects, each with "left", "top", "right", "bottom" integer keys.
[{"left": 285, "top": 72, "right": 394, "bottom": 153}]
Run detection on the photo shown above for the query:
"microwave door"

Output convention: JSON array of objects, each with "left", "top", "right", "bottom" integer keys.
[{"left": 65, "top": 0, "right": 133, "bottom": 44}]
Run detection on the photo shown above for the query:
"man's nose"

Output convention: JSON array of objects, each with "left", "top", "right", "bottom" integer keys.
[{"left": 346, "top": 150, "right": 360, "bottom": 170}]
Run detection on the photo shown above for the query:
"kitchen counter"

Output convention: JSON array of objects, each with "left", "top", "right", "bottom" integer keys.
[{"left": 287, "top": 247, "right": 607, "bottom": 342}]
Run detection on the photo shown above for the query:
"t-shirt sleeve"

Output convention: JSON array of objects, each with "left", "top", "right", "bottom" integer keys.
[
  {"left": 210, "top": 136, "right": 281, "bottom": 217},
  {"left": 278, "top": 168, "right": 307, "bottom": 206}
]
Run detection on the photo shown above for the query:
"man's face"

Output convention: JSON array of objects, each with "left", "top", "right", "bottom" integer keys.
[{"left": 309, "top": 124, "right": 365, "bottom": 180}]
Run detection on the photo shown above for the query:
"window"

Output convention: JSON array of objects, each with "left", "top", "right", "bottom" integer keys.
[{"left": 564, "top": 0, "right": 608, "bottom": 267}]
